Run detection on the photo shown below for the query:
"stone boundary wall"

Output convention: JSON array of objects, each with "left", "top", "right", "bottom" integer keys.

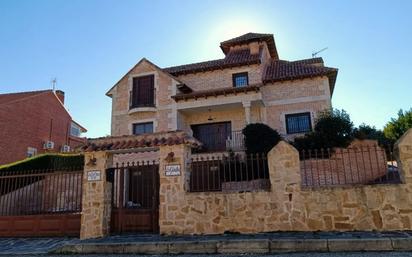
[{"left": 159, "top": 129, "right": 412, "bottom": 235}]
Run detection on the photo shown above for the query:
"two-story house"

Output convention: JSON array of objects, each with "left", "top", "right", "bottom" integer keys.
[
  {"left": 106, "top": 32, "right": 337, "bottom": 156},
  {"left": 0, "top": 89, "right": 87, "bottom": 165}
]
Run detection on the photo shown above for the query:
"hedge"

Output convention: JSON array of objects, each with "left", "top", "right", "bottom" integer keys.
[{"left": 0, "top": 153, "right": 84, "bottom": 171}]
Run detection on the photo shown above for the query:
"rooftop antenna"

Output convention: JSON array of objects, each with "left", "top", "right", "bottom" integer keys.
[
  {"left": 312, "top": 47, "right": 328, "bottom": 58},
  {"left": 51, "top": 78, "right": 57, "bottom": 91}
]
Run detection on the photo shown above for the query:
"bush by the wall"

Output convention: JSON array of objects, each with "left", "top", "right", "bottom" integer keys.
[
  {"left": 242, "top": 123, "right": 282, "bottom": 154},
  {"left": 0, "top": 153, "right": 84, "bottom": 171},
  {"left": 293, "top": 109, "right": 354, "bottom": 150}
]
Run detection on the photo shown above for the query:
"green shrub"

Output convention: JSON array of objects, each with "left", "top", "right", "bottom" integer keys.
[
  {"left": 293, "top": 109, "right": 354, "bottom": 150},
  {"left": 242, "top": 123, "right": 282, "bottom": 154},
  {"left": 353, "top": 123, "right": 393, "bottom": 146},
  {"left": 0, "top": 153, "right": 84, "bottom": 171}
]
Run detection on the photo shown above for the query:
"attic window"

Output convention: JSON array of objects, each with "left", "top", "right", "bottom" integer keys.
[{"left": 232, "top": 72, "right": 249, "bottom": 88}]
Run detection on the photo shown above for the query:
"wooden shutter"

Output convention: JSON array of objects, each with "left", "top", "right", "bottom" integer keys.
[{"left": 131, "top": 75, "right": 155, "bottom": 108}]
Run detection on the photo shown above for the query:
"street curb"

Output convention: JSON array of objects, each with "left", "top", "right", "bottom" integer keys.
[{"left": 51, "top": 237, "right": 412, "bottom": 255}]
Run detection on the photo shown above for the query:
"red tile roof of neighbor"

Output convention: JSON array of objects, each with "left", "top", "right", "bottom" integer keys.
[{"left": 83, "top": 131, "right": 201, "bottom": 152}]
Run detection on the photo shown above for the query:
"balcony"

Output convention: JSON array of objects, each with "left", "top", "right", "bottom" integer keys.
[{"left": 192, "top": 130, "right": 245, "bottom": 153}]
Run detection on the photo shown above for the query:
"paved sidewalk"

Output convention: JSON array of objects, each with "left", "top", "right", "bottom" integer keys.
[
  {"left": 3, "top": 232, "right": 412, "bottom": 255},
  {"left": 0, "top": 237, "right": 77, "bottom": 255}
]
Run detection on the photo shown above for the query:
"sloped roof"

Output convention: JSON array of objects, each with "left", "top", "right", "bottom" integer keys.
[
  {"left": 220, "top": 32, "right": 278, "bottom": 59},
  {"left": 164, "top": 48, "right": 261, "bottom": 76},
  {"left": 83, "top": 131, "right": 201, "bottom": 152},
  {"left": 0, "top": 89, "right": 51, "bottom": 106},
  {"left": 0, "top": 89, "right": 87, "bottom": 131},
  {"left": 264, "top": 59, "right": 338, "bottom": 94}
]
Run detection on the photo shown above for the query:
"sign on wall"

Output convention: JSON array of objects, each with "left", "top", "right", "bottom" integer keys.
[
  {"left": 165, "top": 164, "right": 181, "bottom": 176},
  {"left": 87, "top": 170, "right": 101, "bottom": 181}
]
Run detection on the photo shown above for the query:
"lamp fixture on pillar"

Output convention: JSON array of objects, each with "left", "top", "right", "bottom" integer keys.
[{"left": 207, "top": 108, "right": 214, "bottom": 121}]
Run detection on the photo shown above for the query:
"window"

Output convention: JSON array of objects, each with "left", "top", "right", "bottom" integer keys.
[
  {"left": 191, "top": 122, "right": 231, "bottom": 152},
  {"left": 70, "top": 123, "right": 81, "bottom": 137},
  {"left": 27, "top": 147, "right": 37, "bottom": 158},
  {"left": 133, "top": 122, "right": 154, "bottom": 135},
  {"left": 232, "top": 72, "right": 249, "bottom": 88},
  {"left": 130, "top": 75, "right": 155, "bottom": 108},
  {"left": 285, "top": 112, "right": 312, "bottom": 134}
]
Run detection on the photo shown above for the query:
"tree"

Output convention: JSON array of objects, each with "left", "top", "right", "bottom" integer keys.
[
  {"left": 353, "top": 123, "right": 392, "bottom": 146},
  {"left": 242, "top": 123, "right": 282, "bottom": 154},
  {"left": 383, "top": 108, "right": 412, "bottom": 142},
  {"left": 293, "top": 109, "right": 354, "bottom": 150}
]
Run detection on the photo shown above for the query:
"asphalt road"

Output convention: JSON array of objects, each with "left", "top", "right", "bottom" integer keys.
[{"left": 19, "top": 253, "right": 412, "bottom": 257}]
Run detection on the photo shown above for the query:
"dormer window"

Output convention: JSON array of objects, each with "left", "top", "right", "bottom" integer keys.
[
  {"left": 130, "top": 75, "right": 155, "bottom": 108},
  {"left": 232, "top": 72, "right": 249, "bottom": 88}
]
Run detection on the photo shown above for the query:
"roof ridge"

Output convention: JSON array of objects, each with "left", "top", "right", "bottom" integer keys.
[
  {"left": 0, "top": 89, "right": 52, "bottom": 97},
  {"left": 0, "top": 90, "right": 53, "bottom": 107}
]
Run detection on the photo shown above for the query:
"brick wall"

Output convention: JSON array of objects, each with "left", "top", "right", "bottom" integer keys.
[{"left": 0, "top": 91, "right": 84, "bottom": 165}]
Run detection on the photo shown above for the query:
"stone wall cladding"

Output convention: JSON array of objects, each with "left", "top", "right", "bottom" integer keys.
[
  {"left": 176, "top": 64, "right": 263, "bottom": 92},
  {"left": 159, "top": 130, "right": 412, "bottom": 235},
  {"left": 111, "top": 60, "right": 174, "bottom": 136}
]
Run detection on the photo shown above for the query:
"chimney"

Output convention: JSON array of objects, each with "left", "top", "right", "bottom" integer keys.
[{"left": 55, "top": 90, "right": 65, "bottom": 104}]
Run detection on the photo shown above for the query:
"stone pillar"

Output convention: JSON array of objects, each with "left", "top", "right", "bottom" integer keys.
[
  {"left": 158, "top": 143, "right": 191, "bottom": 235},
  {"left": 267, "top": 141, "right": 301, "bottom": 192},
  {"left": 395, "top": 128, "right": 412, "bottom": 184},
  {"left": 243, "top": 101, "right": 251, "bottom": 124},
  {"left": 80, "top": 151, "right": 113, "bottom": 239}
]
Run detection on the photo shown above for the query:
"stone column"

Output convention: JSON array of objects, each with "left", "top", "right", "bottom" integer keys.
[
  {"left": 395, "top": 128, "right": 412, "bottom": 183},
  {"left": 158, "top": 143, "right": 191, "bottom": 235},
  {"left": 243, "top": 101, "right": 251, "bottom": 124},
  {"left": 80, "top": 151, "right": 113, "bottom": 239},
  {"left": 267, "top": 141, "right": 301, "bottom": 192}
]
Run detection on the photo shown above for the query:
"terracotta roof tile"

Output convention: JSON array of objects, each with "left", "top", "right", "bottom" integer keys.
[
  {"left": 82, "top": 131, "right": 201, "bottom": 152},
  {"left": 164, "top": 48, "right": 261, "bottom": 76},
  {"left": 264, "top": 59, "right": 338, "bottom": 94},
  {"left": 220, "top": 32, "right": 278, "bottom": 59}
]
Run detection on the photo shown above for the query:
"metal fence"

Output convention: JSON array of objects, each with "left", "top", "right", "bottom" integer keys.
[
  {"left": 299, "top": 145, "right": 400, "bottom": 187},
  {"left": 189, "top": 153, "right": 269, "bottom": 192},
  {"left": 0, "top": 167, "right": 83, "bottom": 216}
]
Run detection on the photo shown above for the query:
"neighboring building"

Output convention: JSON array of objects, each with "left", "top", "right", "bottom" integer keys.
[
  {"left": 106, "top": 32, "right": 338, "bottom": 154},
  {"left": 0, "top": 89, "right": 87, "bottom": 165}
]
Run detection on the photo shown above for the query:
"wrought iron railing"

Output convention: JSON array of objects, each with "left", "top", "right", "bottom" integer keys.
[
  {"left": 0, "top": 167, "right": 83, "bottom": 216},
  {"left": 189, "top": 153, "right": 269, "bottom": 192},
  {"left": 299, "top": 145, "right": 400, "bottom": 187}
]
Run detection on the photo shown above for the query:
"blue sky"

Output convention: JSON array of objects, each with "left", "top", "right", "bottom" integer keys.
[{"left": 0, "top": 0, "right": 411, "bottom": 138}]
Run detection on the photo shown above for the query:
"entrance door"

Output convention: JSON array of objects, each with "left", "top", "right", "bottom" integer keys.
[
  {"left": 110, "top": 162, "right": 159, "bottom": 234},
  {"left": 191, "top": 122, "right": 231, "bottom": 152}
]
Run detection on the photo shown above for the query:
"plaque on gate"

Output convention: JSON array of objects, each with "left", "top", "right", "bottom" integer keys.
[{"left": 165, "top": 164, "right": 181, "bottom": 176}]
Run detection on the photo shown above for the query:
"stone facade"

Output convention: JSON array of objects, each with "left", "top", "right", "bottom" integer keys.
[
  {"left": 107, "top": 40, "right": 332, "bottom": 142},
  {"left": 158, "top": 129, "right": 412, "bottom": 235},
  {"left": 80, "top": 151, "right": 112, "bottom": 239}
]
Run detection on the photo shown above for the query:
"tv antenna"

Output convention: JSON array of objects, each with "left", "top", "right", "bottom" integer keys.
[
  {"left": 312, "top": 47, "right": 328, "bottom": 57},
  {"left": 51, "top": 78, "right": 57, "bottom": 91}
]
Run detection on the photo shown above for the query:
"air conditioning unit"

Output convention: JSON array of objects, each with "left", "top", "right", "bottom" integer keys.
[
  {"left": 43, "top": 141, "right": 55, "bottom": 150},
  {"left": 61, "top": 145, "right": 71, "bottom": 152}
]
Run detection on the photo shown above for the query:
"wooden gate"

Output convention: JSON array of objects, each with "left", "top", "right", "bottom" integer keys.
[
  {"left": 0, "top": 168, "right": 83, "bottom": 237},
  {"left": 109, "top": 161, "right": 159, "bottom": 234}
]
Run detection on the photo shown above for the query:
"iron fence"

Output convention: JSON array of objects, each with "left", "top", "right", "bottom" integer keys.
[
  {"left": 299, "top": 145, "right": 400, "bottom": 187},
  {"left": 0, "top": 167, "right": 83, "bottom": 216},
  {"left": 189, "top": 153, "right": 269, "bottom": 192}
]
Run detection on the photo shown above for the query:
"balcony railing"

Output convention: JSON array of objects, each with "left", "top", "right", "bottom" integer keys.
[{"left": 192, "top": 130, "right": 245, "bottom": 153}]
